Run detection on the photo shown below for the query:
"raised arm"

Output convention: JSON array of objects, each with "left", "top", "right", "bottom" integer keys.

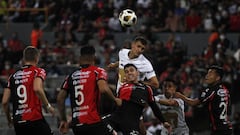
[
  {"left": 174, "top": 92, "right": 200, "bottom": 106},
  {"left": 107, "top": 61, "right": 119, "bottom": 69},
  {"left": 142, "top": 76, "right": 159, "bottom": 89}
]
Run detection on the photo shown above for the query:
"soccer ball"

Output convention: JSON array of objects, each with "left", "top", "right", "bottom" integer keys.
[{"left": 119, "top": 9, "right": 137, "bottom": 27}]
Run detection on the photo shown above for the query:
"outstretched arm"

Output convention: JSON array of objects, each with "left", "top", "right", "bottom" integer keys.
[
  {"left": 107, "top": 61, "right": 119, "bottom": 69},
  {"left": 157, "top": 98, "right": 179, "bottom": 106},
  {"left": 174, "top": 92, "right": 200, "bottom": 106},
  {"left": 142, "top": 76, "right": 159, "bottom": 89}
]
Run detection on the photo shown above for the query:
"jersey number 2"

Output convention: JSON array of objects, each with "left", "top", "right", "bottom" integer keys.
[{"left": 219, "top": 102, "right": 227, "bottom": 120}]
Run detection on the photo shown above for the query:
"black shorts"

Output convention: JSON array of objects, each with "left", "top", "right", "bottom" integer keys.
[
  {"left": 211, "top": 129, "right": 233, "bottom": 135},
  {"left": 72, "top": 121, "right": 113, "bottom": 135},
  {"left": 105, "top": 115, "right": 140, "bottom": 135},
  {"left": 14, "top": 118, "right": 53, "bottom": 135}
]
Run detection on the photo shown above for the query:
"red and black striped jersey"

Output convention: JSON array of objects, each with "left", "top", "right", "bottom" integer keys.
[
  {"left": 7, "top": 65, "right": 46, "bottom": 122},
  {"left": 199, "top": 83, "right": 232, "bottom": 132},
  {"left": 61, "top": 65, "right": 107, "bottom": 125},
  {"left": 119, "top": 82, "right": 154, "bottom": 106}
]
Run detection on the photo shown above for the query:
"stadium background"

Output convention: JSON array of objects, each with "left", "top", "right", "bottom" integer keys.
[{"left": 0, "top": 0, "right": 240, "bottom": 135}]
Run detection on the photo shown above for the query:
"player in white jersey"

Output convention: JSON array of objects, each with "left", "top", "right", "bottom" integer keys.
[
  {"left": 154, "top": 78, "right": 189, "bottom": 135},
  {"left": 108, "top": 36, "right": 159, "bottom": 94},
  {"left": 108, "top": 36, "right": 159, "bottom": 135}
]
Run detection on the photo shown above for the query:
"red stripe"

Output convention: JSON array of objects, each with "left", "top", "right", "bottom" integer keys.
[{"left": 208, "top": 93, "right": 216, "bottom": 130}]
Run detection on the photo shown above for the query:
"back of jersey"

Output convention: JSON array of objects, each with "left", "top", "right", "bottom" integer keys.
[
  {"left": 61, "top": 65, "right": 108, "bottom": 125},
  {"left": 8, "top": 65, "right": 45, "bottom": 122}
]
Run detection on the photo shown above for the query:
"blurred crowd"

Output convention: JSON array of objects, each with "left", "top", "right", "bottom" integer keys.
[
  {"left": 1, "top": 0, "right": 240, "bottom": 134},
  {"left": 0, "top": 0, "right": 240, "bottom": 33}
]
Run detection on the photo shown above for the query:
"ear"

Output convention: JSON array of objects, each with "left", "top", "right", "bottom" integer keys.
[
  {"left": 216, "top": 75, "right": 221, "bottom": 81},
  {"left": 131, "top": 42, "right": 135, "bottom": 48}
]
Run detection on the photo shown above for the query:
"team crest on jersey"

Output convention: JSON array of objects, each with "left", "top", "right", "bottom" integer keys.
[
  {"left": 130, "top": 130, "right": 139, "bottom": 135},
  {"left": 217, "top": 89, "right": 226, "bottom": 97},
  {"left": 201, "top": 92, "right": 206, "bottom": 98}
]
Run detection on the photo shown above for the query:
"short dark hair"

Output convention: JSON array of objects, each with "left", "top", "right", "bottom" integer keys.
[
  {"left": 23, "top": 46, "right": 39, "bottom": 62},
  {"left": 163, "top": 78, "right": 179, "bottom": 91},
  {"left": 208, "top": 65, "right": 224, "bottom": 79},
  {"left": 133, "top": 36, "right": 147, "bottom": 46},
  {"left": 80, "top": 46, "right": 95, "bottom": 56},
  {"left": 124, "top": 63, "right": 138, "bottom": 70},
  {"left": 164, "top": 78, "right": 177, "bottom": 86}
]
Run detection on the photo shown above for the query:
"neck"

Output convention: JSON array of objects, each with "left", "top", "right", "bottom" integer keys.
[
  {"left": 80, "top": 60, "right": 94, "bottom": 65},
  {"left": 24, "top": 62, "right": 36, "bottom": 66},
  {"left": 209, "top": 81, "right": 221, "bottom": 87}
]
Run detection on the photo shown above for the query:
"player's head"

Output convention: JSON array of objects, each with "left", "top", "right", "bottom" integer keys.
[
  {"left": 162, "top": 78, "right": 177, "bottom": 98},
  {"left": 23, "top": 46, "right": 40, "bottom": 64},
  {"left": 80, "top": 45, "right": 96, "bottom": 64},
  {"left": 124, "top": 63, "right": 139, "bottom": 83},
  {"left": 130, "top": 36, "right": 147, "bottom": 57},
  {"left": 205, "top": 65, "right": 223, "bottom": 85}
]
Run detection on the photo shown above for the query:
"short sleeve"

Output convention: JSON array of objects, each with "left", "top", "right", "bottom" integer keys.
[
  {"left": 96, "top": 67, "right": 107, "bottom": 81},
  {"left": 36, "top": 68, "right": 46, "bottom": 80}
]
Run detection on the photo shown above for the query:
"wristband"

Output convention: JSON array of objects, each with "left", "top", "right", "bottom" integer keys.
[{"left": 46, "top": 103, "right": 52, "bottom": 109}]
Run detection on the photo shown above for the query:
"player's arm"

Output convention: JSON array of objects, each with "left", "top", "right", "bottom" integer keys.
[
  {"left": 107, "top": 61, "right": 119, "bottom": 69},
  {"left": 33, "top": 77, "right": 55, "bottom": 114},
  {"left": 149, "top": 101, "right": 166, "bottom": 123},
  {"left": 57, "top": 89, "right": 68, "bottom": 121},
  {"left": 57, "top": 89, "right": 69, "bottom": 134},
  {"left": 142, "top": 76, "right": 159, "bottom": 89},
  {"left": 149, "top": 101, "right": 171, "bottom": 130},
  {"left": 98, "top": 79, "right": 122, "bottom": 106},
  {"left": 174, "top": 92, "right": 200, "bottom": 106},
  {"left": 157, "top": 98, "right": 179, "bottom": 106},
  {"left": 2, "top": 88, "right": 13, "bottom": 127}
]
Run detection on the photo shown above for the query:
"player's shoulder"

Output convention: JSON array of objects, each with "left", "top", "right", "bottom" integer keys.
[
  {"left": 119, "top": 48, "right": 130, "bottom": 55},
  {"left": 92, "top": 65, "right": 106, "bottom": 72},
  {"left": 32, "top": 66, "right": 46, "bottom": 75}
]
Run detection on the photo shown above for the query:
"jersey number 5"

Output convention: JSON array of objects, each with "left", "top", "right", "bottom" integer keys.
[{"left": 75, "top": 85, "right": 84, "bottom": 105}]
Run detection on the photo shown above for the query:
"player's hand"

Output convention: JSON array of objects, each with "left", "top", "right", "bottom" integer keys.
[
  {"left": 59, "top": 121, "right": 69, "bottom": 134},
  {"left": 46, "top": 104, "right": 55, "bottom": 116},
  {"left": 163, "top": 122, "right": 172, "bottom": 134},
  {"left": 173, "top": 92, "right": 182, "bottom": 98},
  {"left": 115, "top": 98, "right": 122, "bottom": 106},
  {"left": 8, "top": 119, "right": 13, "bottom": 128},
  {"left": 107, "top": 63, "right": 117, "bottom": 69}
]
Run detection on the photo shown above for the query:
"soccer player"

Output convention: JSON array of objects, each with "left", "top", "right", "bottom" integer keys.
[
  {"left": 2, "top": 46, "right": 55, "bottom": 135},
  {"left": 106, "top": 63, "right": 171, "bottom": 135},
  {"left": 108, "top": 36, "right": 159, "bottom": 135},
  {"left": 154, "top": 78, "right": 189, "bottom": 135},
  {"left": 57, "top": 46, "right": 121, "bottom": 135},
  {"left": 175, "top": 65, "right": 232, "bottom": 135},
  {"left": 108, "top": 36, "right": 159, "bottom": 93}
]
